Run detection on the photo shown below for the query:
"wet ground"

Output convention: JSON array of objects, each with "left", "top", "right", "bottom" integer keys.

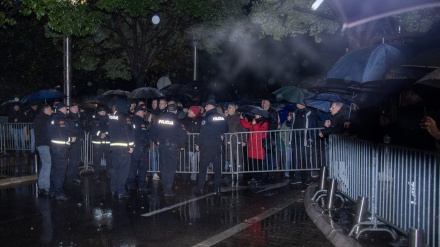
[{"left": 0, "top": 170, "right": 334, "bottom": 247}]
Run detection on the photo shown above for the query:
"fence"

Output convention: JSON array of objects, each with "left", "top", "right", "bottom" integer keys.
[{"left": 327, "top": 135, "right": 440, "bottom": 247}]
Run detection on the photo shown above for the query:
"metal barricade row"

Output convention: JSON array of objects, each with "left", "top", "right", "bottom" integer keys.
[{"left": 326, "top": 135, "right": 440, "bottom": 247}]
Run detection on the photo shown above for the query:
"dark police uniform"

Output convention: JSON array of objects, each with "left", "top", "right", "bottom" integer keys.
[
  {"left": 49, "top": 103, "right": 76, "bottom": 200},
  {"left": 91, "top": 108, "right": 111, "bottom": 179},
  {"left": 195, "top": 106, "right": 228, "bottom": 194},
  {"left": 66, "top": 106, "right": 84, "bottom": 183},
  {"left": 126, "top": 108, "right": 150, "bottom": 192},
  {"left": 150, "top": 107, "right": 187, "bottom": 196},
  {"left": 108, "top": 100, "right": 135, "bottom": 198}
]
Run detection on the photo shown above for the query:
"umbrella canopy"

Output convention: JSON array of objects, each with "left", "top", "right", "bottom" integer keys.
[
  {"left": 414, "top": 68, "right": 440, "bottom": 89},
  {"left": 326, "top": 43, "right": 405, "bottom": 84},
  {"left": 304, "top": 93, "right": 353, "bottom": 112},
  {"left": 272, "top": 86, "right": 314, "bottom": 104},
  {"left": 329, "top": 0, "right": 440, "bottom": 29},
  {"left": 413, "top": 68, "right": 440, "bottom": 106},
  {"left": 128, "top": 87, "right": 164, "bottom": 99},
  {"left": 236, "top": 105, "right": 277, "bottom": 122},
  {"left": 0, "top": 99, "right": 22, "bottom": 115},
  {"left": 21, "top": 89, "right": 66, "bottom": 104},
  {"left": 101, "top": 89, "right": 130, "bottom": 97},
  {"left": 80, "top": 101, "right": 110, "bottom": 112}
]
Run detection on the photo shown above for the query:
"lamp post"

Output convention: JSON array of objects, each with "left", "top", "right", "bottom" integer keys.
[{"left": 63, "top": 35, "right": 71, "bottom": 105}]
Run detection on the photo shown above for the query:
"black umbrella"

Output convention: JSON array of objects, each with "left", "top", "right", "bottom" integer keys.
[
  {"left": 329, "top": 0, "right": 440, "bottom": 29},
  {"left": 0, "top": 99, "right": 22, "bottom": 115},
  {"left": 128, "top": 87, "right": 164, "bottom": 99},
  {"left": 80, "top": 101, "right": 110, "bottom": 112},
  {"left": 21, "top": 89, "right": 66, "bottom": 104},
  {"left": 101, "top": 89, "right": 130, "bottom": 97},
  {"left": 237, "top": 105, "right": 276, "bottom": 122},
  {"left": 304, "top": 93, "right": 353, "bottom": 113}
]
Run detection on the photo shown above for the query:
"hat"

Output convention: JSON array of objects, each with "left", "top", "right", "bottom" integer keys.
[
  {"left": 69, "top": 101, "right": 80, "bottom": 107},
  {"left": 205, "top": 99, "right": 217, "bottom": 107},
  {"left": 189, "top": 106, "right": 200, "bottom": 116},
  {"left": 55, "top": 102, "right": 67, "bottom": 110},
  {"left": 134, "top": 106, "right": 147, "bottom": 113},
  {"left": 167, "top": 104, "right": 178, "bottom": 111}
]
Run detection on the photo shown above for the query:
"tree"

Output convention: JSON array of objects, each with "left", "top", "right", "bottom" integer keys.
[
  {"left": 21, "top": 0, "right": 222, "bottom": 88},
  {"left": 246, "top": 0, "right": 440, "bottom": 49}
]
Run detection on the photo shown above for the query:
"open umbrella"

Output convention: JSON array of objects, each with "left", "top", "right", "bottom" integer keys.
[
  {"left": 0, "top": 99, "right": 22, "bottom": 115},
  {"left": 128, "top": 87, "right": 164, "bottom": 99},
  {"left": 328, "top": 0, "right": 440, "bottom": 29},
  {"left": 101, "top": 89, "right": 130, "bottom": 97},
  {"left": 326, "top": 43, "right": 405, "bottom": 85},
  {"left": 304, "top": 93, "right": 353, "bottom": 113},
  {"left": 413, "top": 68, "right": 440, "bottom": 106},
  {"left": 80, "top": 101, "right": 110, "bottom": 111},
  {"left": 272, "top": 86, "right": 314, "bottom": 104},
  {"left": 21, "top": 89, "right": 66, "bottom": 104},
  {"left": 236, "top": 105, "right": 277, "bottom": 122}
]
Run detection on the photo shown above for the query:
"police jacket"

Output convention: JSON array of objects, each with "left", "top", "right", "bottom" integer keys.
[
  {"left": 67, "top": 112, "right": 84, "bottom": 141},
  {"left": 49, "top": 111, "right": 75, "bottom": 146},
  {"left": 150, "top": 112, "right": 187, "bottom": 149},
  {"left": 195, "top": 108, "right": 228, "bottom": 148},
  {"left": 132, "top": 115, "right": 150, "bottom": 151},
  {"left": 108, "top": 111, "right": 135, "bottom": 150},
  {"left": 91, "top": 114, "right": 110, "bottom": 144},
  {"left": 34, "top": 113, "right": 51, "bottom": 147}
]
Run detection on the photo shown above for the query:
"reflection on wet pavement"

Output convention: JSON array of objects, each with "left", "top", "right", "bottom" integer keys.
[{"left": 0, "top": 176, "right": 332, "bottom": 247}]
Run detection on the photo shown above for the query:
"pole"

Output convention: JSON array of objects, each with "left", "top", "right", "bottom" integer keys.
[{"left": 63, "top": 36, "right": 72, "bottom": 105}]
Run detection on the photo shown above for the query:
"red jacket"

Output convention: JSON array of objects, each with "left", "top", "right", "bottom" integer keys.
[{"left": 239, "top": 119, "right": 268, "bottom": 160}]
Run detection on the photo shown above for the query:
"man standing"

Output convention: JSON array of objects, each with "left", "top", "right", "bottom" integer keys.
[
  {"left": 8, "top": 103, "right": 27, "bottom": 155},
  {"left": 194, "top": 99, "right": 229, "bottom": 195},
  {"left": 35, "top": 105, "right": 53, "bottom": 197},
  {"left": 27, "top": 104, "right": 38, "bottom": 154},
  {"left": 224, "top": 103, "right": 246, "bottom": 179},
  {"left": 126, "top": 106, "right": 150, "bottom": 194},
  {"left": 181, "top": 106, "right": 201, "bottom": 183},
  {"left": 285, "top": 103, "right": 318, "bottom": 188},
  {"left": 319, "top": 102, "right": 349, "bottom": 138},
  {"left": 148, "top": 98, "right": 167, "bottom": 181},
  {"left": 66, "top": 102, "right": 84, "bottom": 184},
  {"left": 150, "top": 104, "right": 187, "bottom": 197},
  {"left": 49, "top": 103, "right": 76, "bottom": 201},
  {"left": 91, "top": 105, "right": 111, "bottom": 180},
  {"left": 108, "top": 99, "right": 134, "bottom": 199}
]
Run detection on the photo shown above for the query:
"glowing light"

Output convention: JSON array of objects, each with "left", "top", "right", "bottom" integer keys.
[
  {"left": 152, "top": 15, "right": 160, "bottom": 25},
  {"left": 311, "top": 0, "right": 324, "bottom": 10}
]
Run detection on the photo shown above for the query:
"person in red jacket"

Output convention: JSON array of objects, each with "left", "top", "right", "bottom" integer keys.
[{"left": 239, "top": 114, "right": 268, "bottom": 186}]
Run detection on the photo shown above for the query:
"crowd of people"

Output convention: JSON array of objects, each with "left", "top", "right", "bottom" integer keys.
[{"left": 7, "top": 88, "right": 438, "bottom": 201}]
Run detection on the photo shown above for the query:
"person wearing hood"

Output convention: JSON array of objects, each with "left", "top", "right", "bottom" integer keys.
[
  {"left": 49, "top": 102, "right": 77, "bottom": 201},
  {"left": 8, "top": 103, "right": 27, "bottom": 155},
  {"left": 181, "top": 105, "right": 202, "bottom": 183},
  {"left": 194, "top": 99, "right": 229, "bottom": 195},
  {"left": 108, "top": 99, "right": 135, "bottom": 199},
  {"left": 91, "top": 105, "right": 111, "bottom": 181},
  {"left": 239, "top": 111, "right": 268, "bottom": 186},
  {"left": 319, "top": 102, "right": 349, "bottom": 138},
  {"left": 150, "top": 104, "right": 187, "bottom": 197}
]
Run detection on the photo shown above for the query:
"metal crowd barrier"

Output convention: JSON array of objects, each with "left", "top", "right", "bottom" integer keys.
[
  {"left": 326, "top": 135, "right": 439, "bottom": 247},
  {"left": 1, "top": 123, "right": 33, "bottom": 154}
]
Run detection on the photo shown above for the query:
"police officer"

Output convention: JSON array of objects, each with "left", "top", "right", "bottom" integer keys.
[
  {"left": 49, "top": 102, "right": 76, "bottom": 201},
  {"left": 66, "top": 102, "right": 84, "bottom": 184},
  {"left": 126, "top": 105, "right": 150, "bottom": 194},
  {"left": 108, "top": 99, "right": 134, "bottom": 199},
  {"left": 194, "top": 99, "right": 228, "bottom": 195},
  {"left": 150, "top": 104, "right": 187, "bottom": 197},
  {"left": 91, "top": 105, "right": 111, "bottom": 180}
]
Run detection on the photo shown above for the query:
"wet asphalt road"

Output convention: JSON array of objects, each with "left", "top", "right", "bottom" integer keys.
[{"left": 0, "top": 172, "right": 333, "bottom": 247}]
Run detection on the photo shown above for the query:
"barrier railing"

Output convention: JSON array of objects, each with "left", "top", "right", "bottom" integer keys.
[
  {"left": 326, "top": 135, "right": 439, "bottom": 247},
  {"left": 2, "top": 123, "right": 33, "bottom": 154}
]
